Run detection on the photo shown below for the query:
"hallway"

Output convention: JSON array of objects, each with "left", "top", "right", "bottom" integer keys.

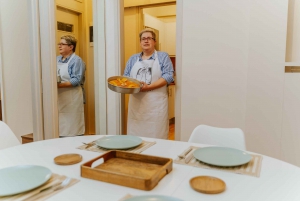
[{"left": 168, "top": 123, "right": 174, "bottom": 140}]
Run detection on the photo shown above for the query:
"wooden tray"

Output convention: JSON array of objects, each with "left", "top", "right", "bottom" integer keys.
[{"left": 81, "top": 151, "right": 173, "bottom": 190}]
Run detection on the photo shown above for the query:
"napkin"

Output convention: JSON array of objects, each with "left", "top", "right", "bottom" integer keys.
[{"left": 0, "top": 174, "right": 79, "bottom": 201}]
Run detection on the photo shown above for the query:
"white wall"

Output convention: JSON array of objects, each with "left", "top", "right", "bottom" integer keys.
[
  {"left": 179, "top": 0, "right": 249, "bottom": 140},
  {"left": 0, "top": 0, "right": 33, "bottom": 141},
  {"left": 281, "top": 0, "right": 300, "bottom": 167},
  {"left": 144, "top": 13, "right": 165, "bottom": 51},
  {"left": 164, "top": 22, "right": 176, "bottom": 56},
  {"left": 177, "top": 0, "right": 288, "bottom": 160},
  {"left": 282, "top": 74, "right": 300, "bottom": 166},
  {"left": 143, "top": 13, "right": 176, "bottom": 55},
  {"left": 244, "top": 0, "right": 287, "bottom": 159},
  {"left": 143, "top": 5, "right": 176, "bottom": 55}
]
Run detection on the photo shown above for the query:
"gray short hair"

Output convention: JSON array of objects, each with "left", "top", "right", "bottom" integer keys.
[
  {"left": 60, "top": 35, "right": 77, "bottom": 52},
  {"left": 139, "top": 28, "right": 156, "bottom": 41}
]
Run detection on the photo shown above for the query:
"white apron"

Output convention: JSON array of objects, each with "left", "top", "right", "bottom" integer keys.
[
  {"left": 57, "top": 53, "right": 85, "bottom": 136},
  {"left": 127, "top": 51, "right": 169, "bottom": 139}
]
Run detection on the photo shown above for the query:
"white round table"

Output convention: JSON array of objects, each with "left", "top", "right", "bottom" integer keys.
[{"left": 0, "top": 135, "right": 300, "bottom": 201}]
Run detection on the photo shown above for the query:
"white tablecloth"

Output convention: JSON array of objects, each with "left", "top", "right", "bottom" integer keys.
[{"left": 0, "top": 135, "right": 300, "bottom": 201}]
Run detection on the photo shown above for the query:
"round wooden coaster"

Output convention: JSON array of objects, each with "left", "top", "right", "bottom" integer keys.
[
  {"left": 54, "top": 154, "right": 82, "bottom": 165},
  {"left": 190, "top": 176, "right": 226, "bottom": 194}
]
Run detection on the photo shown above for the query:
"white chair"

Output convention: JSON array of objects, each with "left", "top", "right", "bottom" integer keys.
[
  {"left": 188, "top": 125, "right": 246, "bottom": 150},
  {"left": 0, "top": 121, "right": 20, "bottom": 149}
]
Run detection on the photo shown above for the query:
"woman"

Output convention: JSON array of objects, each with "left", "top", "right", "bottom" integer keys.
[
  {"left": 57, "top": 35, "right": 86, "bottom": 137},
  {"left": 124, "top": 28, "right": 174, "bottom": 139}
]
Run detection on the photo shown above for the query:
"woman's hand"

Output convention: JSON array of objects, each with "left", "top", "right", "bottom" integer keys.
[
  {"left": 57, "top": 81, "right": 73, "bottom": 88},
  {"left": 140, "top": 81, "right": 149, "bottom": 92},
  {"left": 139, "top": 78, "right": 167, "bottom": 92}
]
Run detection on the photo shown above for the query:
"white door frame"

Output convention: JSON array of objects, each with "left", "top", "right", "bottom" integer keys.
[
  {"left": 28, "top": 0, "right": 124, "bottom": 138},
  {"left": 38, "top": 0, "right": 59, "bottom": 139},
  {"left": 93, "top": 0, "right": 124, "bottom": 135},
  {"left": 27, "top": 0, "right": 45, "bottom": 141},
  {"left": 27, "top": 0, "right": 61, "bottom": 140},
  {"left": 175, "top": 0, "right": 182, "bottom": 140},
  {"left": 0, "top": 3, "right": 5, "bottom": 122},
  {"left": 93, "top": 0, "right": 106, "bottom": 134}
]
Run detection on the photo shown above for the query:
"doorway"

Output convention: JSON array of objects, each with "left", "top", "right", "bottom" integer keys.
[
  {"left": 123, "top": 3, "right": 176, "bottom": 139},
  {"left": 55, "top": 2, "right": 95, "bottom": 135},
  {"left": 33, "top": 0, "right": 178, "bottom": 138}
]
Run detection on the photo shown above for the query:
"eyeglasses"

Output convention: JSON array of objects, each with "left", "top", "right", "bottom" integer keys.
[
  {"left": 57, "top": 43, "right": 69, "bottom": 46},
  {"left": 141, "top": 37, "right": 155, "bottom": 42}
]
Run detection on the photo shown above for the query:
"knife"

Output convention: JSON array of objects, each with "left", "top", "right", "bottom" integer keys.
[{"left": 178, "top": 147, "right": 192, "bottom": 159}]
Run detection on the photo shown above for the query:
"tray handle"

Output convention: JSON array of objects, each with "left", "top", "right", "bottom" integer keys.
[
  {"left": 83, "top": 151, "right": 116, "bottom": 168},
  {"left": 91, "top": 158, "right": 104, "bottom": 168}
]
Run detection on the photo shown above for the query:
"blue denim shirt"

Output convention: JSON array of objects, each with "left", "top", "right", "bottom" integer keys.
[{"left": 57, "top": 54, "right": 86, "bottom": 103}]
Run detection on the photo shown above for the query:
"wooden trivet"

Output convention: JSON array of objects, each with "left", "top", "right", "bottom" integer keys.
[
  {"left": 190, "top": 176, "right": 226, "bottom": 194},
  {"left": 54, "top": 153, "right": 82, "bottom": 165}
]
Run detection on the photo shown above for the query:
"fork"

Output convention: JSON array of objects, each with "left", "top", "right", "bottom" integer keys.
[
  {"left": 24, "top": 177, "right": 71, "bottom": 201},
  {"left": 82, "top": 142, "right": 94, "bottom": 148},
  {"left": 49, "top": 177, "right": 71, "bottom": 191}
]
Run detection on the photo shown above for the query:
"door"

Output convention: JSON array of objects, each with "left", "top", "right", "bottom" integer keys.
[{"left": 56, "top": 6, "right": 80, "bottom": 56}]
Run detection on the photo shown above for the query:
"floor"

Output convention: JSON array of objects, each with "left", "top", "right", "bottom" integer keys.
[
  {"left": 168, "top": 123, "right": 175, "bottom": 140},
  {"left": 0, "top": 100, "right": 2, "bottom": 121}
]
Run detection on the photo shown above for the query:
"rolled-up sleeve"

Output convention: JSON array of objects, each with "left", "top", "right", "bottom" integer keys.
[
  {"left": 69, "top": 57, "right": 85, "bottom": 86},
  {"left": 159, "top": 52, "right": 174, "bottom": 84}
]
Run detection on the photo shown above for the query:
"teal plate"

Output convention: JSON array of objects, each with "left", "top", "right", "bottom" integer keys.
[
  {"left": 0, "top": 165, "right": 52, "bottom": 196},
  {"left": 193, "top": 147, "right": 252, "bottom": 167},
  {"left": 95, "top": 135, "right": 143, "bottom": 149},
  {"left": 124, "top": 195, "right": 183, "bottom": 201}
]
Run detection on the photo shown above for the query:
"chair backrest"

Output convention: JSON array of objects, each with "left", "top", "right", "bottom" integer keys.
[
  {"left": 188, "top": 125, "right": 246, "bottom": 150},
  {"left": 0, "top": 121, "right": 20, "bottom": 150}
]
